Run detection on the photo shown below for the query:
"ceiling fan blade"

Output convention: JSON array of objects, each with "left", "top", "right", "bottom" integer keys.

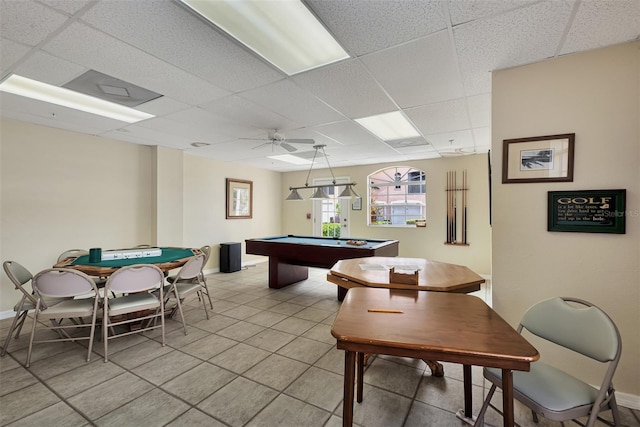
[
  {"left": 283, "top": 138, "right": 315, "bottom": 144},
  {"left": 251, "top": 142, "right": 272, "bottom": 150},
  {"left": 280, "top": 142, "right": 298, "bottom": 152}
]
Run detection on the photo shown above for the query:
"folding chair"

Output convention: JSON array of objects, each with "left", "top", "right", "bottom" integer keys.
[
  {"left": 26, "top": 268, "right": 100, "bottom": 367},
  {"left": 474, "top": 297, "right": 621, "bottom": 427},
  {"left": 163, "top": 254, "right": 208, "bottom": 335},
  {"left": 2, "top": 261, "right": 67, "bottom": 357},
  {"left": 102, "top": 264, "right": 165, "bottom": 362},
  {"left": 166, "top": 245, "right": 213, "bottom": 309},
  {"left": 57, "top": 249, "right": 89, "bottom": 263}
]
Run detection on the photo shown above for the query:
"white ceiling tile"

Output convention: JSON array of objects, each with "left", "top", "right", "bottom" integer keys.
[
  {"left": 239, "top": 79, "right": 346, "bottom": 126},
  {"left": 472, "top": 127, "right": 491, "bottom": 149},
  {"left": 0, "top": 38, "right": 32, "bottom": 75},
  {"left": 405, "top": 99, "right": 470, "bottom": 135},
  {"left": 447, "top": 0, "right": 539, "bottom": 26},
  {"left": 312, "top": 121, "right": 383, "bottom": 147},
  {"left": 308, "top": 0, "right": 446, "bottom": 56},
  {"left": 293, "top": 59, "right": 396, "bottom": 118},
  {"left": 424, "top": 129, "right": 475, "bottom": 151},
  {"left": 80, "top": 0, "right": 284, "bottom": 93},
  {"left": 38, "top": 0, "right": 93, "bottom": 15},
  {"left": 100, "top": 124, "right": 193, "bottom": 150},
  {"left": 361, "top": 31, "right": 464, "bottom": 108},
  {"left": 454, "top": 1, "right": 574, "bottom": 95},
  {"left": 200, "top": 95, "right": 300, "bottom": 132},
  {"left": 135, "top": 96, "right": 190, "bottom": 117},
  {"left": 466, "top": 93, "right": 491, "bottom": 128},
  {"left": 13, "top": 51, "right": 86, "bottom": 85},
  {"left": 42, "top": 22, "right": 230, "bottom": 105},
  {"left": 560, "top": 0, "right": 640, "bottom": 55},
  {"left": 0, "top": 0, "right": 68, "bottom": 46}
]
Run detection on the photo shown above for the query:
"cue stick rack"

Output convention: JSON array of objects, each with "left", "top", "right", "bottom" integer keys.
[{"left": 445, "top": 170, "right": 470, "bottom": 246}]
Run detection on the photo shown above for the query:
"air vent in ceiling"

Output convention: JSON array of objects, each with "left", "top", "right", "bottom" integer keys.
[
  {"left": 63, "top": 70, "right": 162, "bottom": 107},
  {"left": 386, "top": 138, "right": 429, "bottom": 149}
]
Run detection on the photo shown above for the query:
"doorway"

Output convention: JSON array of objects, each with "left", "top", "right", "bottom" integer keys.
[{"left": 312, "top": 178, "right": 350, "bottom": 238}]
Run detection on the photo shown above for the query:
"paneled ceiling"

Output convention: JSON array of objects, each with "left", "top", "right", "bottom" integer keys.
[{"left": 1, "top": 0, "right": 638, "bottom": 171}]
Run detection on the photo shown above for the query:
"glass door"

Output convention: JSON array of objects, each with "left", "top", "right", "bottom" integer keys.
[{"left": 312, "top": 178, "right": 350, "bottom": 238}]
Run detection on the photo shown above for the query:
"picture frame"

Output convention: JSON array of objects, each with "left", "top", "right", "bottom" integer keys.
[
  {"left": 502, "top": 133, "right": 575, "bottom": 183},
  {"left": 352, "top": 197, "right": 362, "bottom": 211},
  {"left": 226, "top": 178, "right": 253, "bottom": 219},
  {"left": 548, "top": 189, "right": 626, "bottom": 234}
]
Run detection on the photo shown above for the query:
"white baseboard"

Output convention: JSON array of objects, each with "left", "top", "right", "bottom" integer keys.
[
  {"left": 0, "top": 310, "right": 14, "bottom": 320},
  {"left": 617, "top": 391, "right": 640, "bottom": 410}
]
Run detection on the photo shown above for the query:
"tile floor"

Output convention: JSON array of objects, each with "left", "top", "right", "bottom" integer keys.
[{"left": 1, "top": 262, "right": 638, "bottom": 427}]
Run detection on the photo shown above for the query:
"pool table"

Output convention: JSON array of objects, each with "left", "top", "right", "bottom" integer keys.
[{"left": 245, "top": 235, "right": 399, "bottom": 289}]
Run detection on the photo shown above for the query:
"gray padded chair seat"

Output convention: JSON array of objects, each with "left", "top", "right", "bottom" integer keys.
[
  {"left": 106, "top": 293, "right": 160, "bottom": 317},
  {"left": 485, "top": 363, "right": 597, "bottom": 413}
]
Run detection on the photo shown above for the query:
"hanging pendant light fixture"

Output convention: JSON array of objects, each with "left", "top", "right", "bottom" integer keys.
[{"left": 285, "top": 144, "right": 358, "bottom": 201}]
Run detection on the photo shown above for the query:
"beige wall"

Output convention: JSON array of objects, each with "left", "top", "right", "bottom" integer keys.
[
  {"left": 281, "top": 154, "right": 492, "bottom": 275},
  {"left": 181, "top": 154, "right": 282, "bottom": 270},
  {"left": 0, "top": 120, "right": 154, "bottom": 300},
  {"left": 0, "top": 119, "right": 282, "bottom": 313},
  {"left": 492, "top": 42, "right": 639, "bottom": 398},
  {"left": 153, "top": 146, "right": 184, "bottom": 246}
]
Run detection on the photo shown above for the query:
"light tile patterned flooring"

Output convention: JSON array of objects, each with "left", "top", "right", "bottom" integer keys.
[{"left": 1, "top": 263, "right": 638, "bottom": 427}]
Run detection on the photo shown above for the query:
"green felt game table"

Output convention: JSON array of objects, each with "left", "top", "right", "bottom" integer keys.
[{"left": 54, "top": 247, "right": 200, "bottom": 276}]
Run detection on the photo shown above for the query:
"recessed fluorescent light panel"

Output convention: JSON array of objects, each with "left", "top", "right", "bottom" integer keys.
[
  {"left": 355, "top": 111, "right": 421, "bottom": 141},
  {"left": 268, "top": 154, "right": 312, "bottom": 165},
  {"left": 178, "top": 0, "right": 349, "bottom": 75},
  {"left": 0, "top": 74, "right": 155, "bottom": 123}
]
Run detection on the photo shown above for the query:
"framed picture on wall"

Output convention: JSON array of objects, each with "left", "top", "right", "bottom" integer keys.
[
  {"left": 548, "top": 189, "right": 626, "bottom": 234},
  {"left": 226, "top": 178, "right": 253, "bottom": 219},
  {"left": 502, "top": 133, "right": 575, "bottom": 183},
  {"left": 352, "top": 197, "right": 362, "bottom": 210}
]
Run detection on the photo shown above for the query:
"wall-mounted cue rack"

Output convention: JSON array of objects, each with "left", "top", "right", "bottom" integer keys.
[{"left": 445, "top": 170, "right": 469, "bottom": 246}]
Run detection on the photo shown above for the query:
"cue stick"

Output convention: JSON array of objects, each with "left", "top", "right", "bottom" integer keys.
[
  {"left": 446, "top": 171, "right": 451, "bottom": 243},
  {"left": 453, "top": 171, "right": 457, "bottom": 243},
  {"left": 446, "top": 171, "right": 449, "bottom": 243},
  {"left": 463, "top": 170, "right": 467, "bottom": 244},
  {"left": 447, "top": 171, "right": 452, "bottom": 243}
]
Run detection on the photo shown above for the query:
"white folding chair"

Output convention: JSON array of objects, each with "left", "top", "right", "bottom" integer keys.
[
  {"left": 102, "top": 264, "right": 165, "bottom": 362},
  {"left": 166, "top": 245, "right": 213, "bottom": 309},
  {"left": 26, "top": 268, "right": 99, "bottom": 367},
  {"left": 2, "top": 261, "right": 39, "bottom": 357},
  {"left": 474, "top": 297, "right": 621, "bottom": 427},
  {"left": 57, "top": 249, "right": 89, "bottom": 263},
  {"left": 163, "top": 254, "right": 208, "bottom": 335}
]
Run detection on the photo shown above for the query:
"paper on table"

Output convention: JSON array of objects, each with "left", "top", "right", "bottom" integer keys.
[{"left": 359, "top": 264, "right": 388, "bottom": 271}]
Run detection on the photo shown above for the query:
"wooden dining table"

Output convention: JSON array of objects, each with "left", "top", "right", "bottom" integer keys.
[
  {"left": 331, "top": 288, "right": 539, "bottom": 427},
  {"left": 327, "top": 256, "right": 485, "bottom": 301}
]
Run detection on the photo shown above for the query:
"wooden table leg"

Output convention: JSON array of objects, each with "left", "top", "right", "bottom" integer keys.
[
  {"left": 343, "top": 350, "right": 356, "bottom": 427},
  {"left": 423, "top": 359, "right": 445, "bottom": 376},
  {"left": 357, "top": 352, "right": 364, "bottom": 403},
  {"left": 502, "top": 369, "right": 514, "bottom": 427}
]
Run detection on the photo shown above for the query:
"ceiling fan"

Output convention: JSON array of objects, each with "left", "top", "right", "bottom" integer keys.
[
  {"left": 241, "top": 129, "right": 315, "bottom": 152},
  {"left": 438, "top": 139, "right": 477, "bottom": 157}
]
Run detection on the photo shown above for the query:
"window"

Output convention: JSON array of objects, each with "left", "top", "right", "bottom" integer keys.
[{"left": 368, "top": 166, "right": 426, "bottom": 226}]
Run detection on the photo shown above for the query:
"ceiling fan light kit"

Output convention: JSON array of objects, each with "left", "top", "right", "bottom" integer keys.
[{"left": 285, "top": 144, "right": 358, "bottom": 201}]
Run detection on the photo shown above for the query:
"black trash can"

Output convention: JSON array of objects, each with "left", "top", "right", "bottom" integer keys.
[{"left": 220, "top": 242, "right": 241, "bottom": 273}]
